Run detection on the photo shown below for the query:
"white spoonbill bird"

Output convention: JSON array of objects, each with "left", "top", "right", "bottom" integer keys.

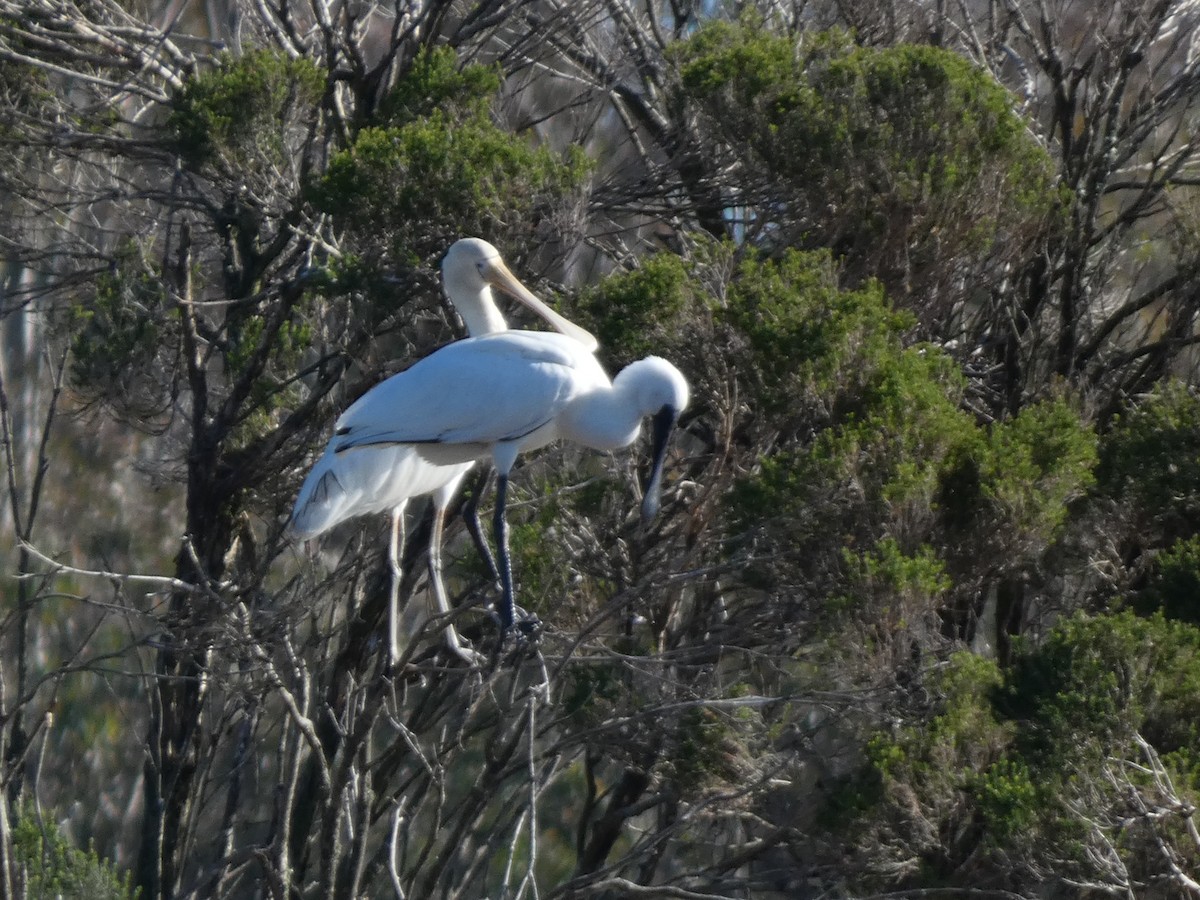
[
  {"left": 327, "top": 329, "right": 690, "bottom": 636},
  {"left": 290, "top": 238, "right": 598, "bottom": 666}
]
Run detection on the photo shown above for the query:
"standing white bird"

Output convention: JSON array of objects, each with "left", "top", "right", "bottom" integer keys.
[
  {"left": 290, "top": 238, "right": 597, "bottom": 666},
  {"left": 325, "top": 329, "right": 690, "bottom": 636}
]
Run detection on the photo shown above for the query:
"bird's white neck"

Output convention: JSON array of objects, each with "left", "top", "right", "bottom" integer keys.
[
  {"left": 455, "top": 286, "right": 508, "bottom": 336},
  {"left": 563, "top": 386, "right": 646, "bottom": 451},
  {"left": 560, "top": 358, "right": 687, "bottom": 452}
]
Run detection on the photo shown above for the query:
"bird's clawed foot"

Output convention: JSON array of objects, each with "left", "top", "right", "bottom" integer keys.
[
  {"left": 515, "top": 613, "right": 541, "bottom": 639},
  {"left": 495, "top": 613, "right": 541, "bottom": 656}
]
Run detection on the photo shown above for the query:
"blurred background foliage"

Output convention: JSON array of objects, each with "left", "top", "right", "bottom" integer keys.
[{"left": 2, "top": 1, "right": 1200, "bottom": 898}]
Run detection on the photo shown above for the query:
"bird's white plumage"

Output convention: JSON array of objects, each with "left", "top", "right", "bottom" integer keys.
[
  {"left": 290, "top": 237, "right": 689, "bottom": 659},
  {"left": 331, "top": 332, "right": 605, "bottom": 453},
  {"left": 289, "top": 443, "right": 470, "bottom": 539},
  {"left": 290, "top": 238, "right": 599, "bottom": 667}
]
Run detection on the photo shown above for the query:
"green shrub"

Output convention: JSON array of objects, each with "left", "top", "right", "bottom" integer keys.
[
  {"left": 377, "top": 46, "right": 500, "bottom": 124},
  {"left": 68, "top": 240, "right": 178, "bottom": 421},
  {"left": 12, "top": 808, "right": 136, "bottom": 900},
  {"left": 672, "top": 20, "right": 1061, "bottom": 301},
  {"left": 577, "top": 252, "right": 698, "bottom": 361},
  {"left": 1000, "top": 611, "right": 1200, "bottom": 765},
  {"left": 831, "top": 617, "right": 1200, "bottom": 889},
  {"left": 169, "top": 49, "right": 324, "bottom": 171},
  {"left": 1097, "top": 381, "right": 1200, "bottom": 539},
  {"left": 307, "top": 49, "right": 588, "bottom": 269},
  {"left": 1138, "top": 534, "right": 1200, "bottom": 624}
]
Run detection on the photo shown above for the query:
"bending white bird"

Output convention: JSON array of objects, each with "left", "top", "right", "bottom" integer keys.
[
  {"left": 291, "top": 238, "right": 597, "bottom": 666},
  {"left": 326, "top": 329, "right": 690, "bottom": 636}
]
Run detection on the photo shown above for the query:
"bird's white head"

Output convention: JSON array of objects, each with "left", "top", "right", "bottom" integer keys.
[
  {"left": 622, "top": 356, "right": 690, "bottom": 419},
  {"left": 618, "top": 357, "right": 689, "bottom": 523},
  {"left": 442, "top": 238, "right": 598, "bottom": 349}
]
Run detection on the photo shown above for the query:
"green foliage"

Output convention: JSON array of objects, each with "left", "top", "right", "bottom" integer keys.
[
  {"left": 673, "top": 20, "right": 1060, "bottom": 298},
  {"left": 971, "top": 757, "right": 1038, "bottom": 839},
  {"left": 578, "top": 252, "right": 699, "bottom": 362},
  {"left": 870, "top": 651, "right": 1008, "bottom": 781},
  {"left": 312, "top": 116, "right": 582, "bottom": 253},
  {"left": 841, "top": 539, "right": 951, "bottom": 611},
  {"left": 1138, "top": 534, "right": 1200, "bottom": 624},
  {"left": 1097, "top": 380, "right": 1200, "bottom": 538},
  {"left": 721, "top": 249, "right": 969, "bottom": 520},
  {"left": 68, "top": 241, "right": 178, "bottom": 420},
  {"left": 716, "top": 247, "right": 978, "bottom": 618},
  {"left": 704, "top": 242, "right": 1095, "bottom": 664},
  {"left": 829, "top": 652, "right": 1013, "bottom": 878},
  {"left": 834, "top": 617, "right": 1200, "bottom": 888},
  {"left": 168, "top": 49, "right": 324, "bottom": 171},
  {"left": 946, "top": 398, "right": 1098, "bottom": 542},
  {"left": 1000, "top": 611, "right": 1200, "bottom": 765},
  {"left": 980, "top": 399, "right": 1097, "bottom": 517},
  {"left": 12, "top": 808, "right": 136, "bottom": 899},
  {"left": 725, "top": 248, "right": 914, "bottom": 410},
  {"left": 309, "top": 49, "right": 588, "bottom": 267},
  {"left": 823, "top": 348, "right": 971, "bottom": 511},
  {"left": 377, "top": 46, "right": 500, "bottom": 124},
  {"left": 677, "top": 23, "right": 1053, "bottom": 211}
]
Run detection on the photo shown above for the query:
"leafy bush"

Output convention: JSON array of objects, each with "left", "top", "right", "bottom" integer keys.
[
  {"left": 829, "top": 614, "right": 1200, "bottom": 892},
  {"left": 309, "top": 48, "right": 589, "bottom": 268},
  {"left": 1137, "top": 534, "right": 1200, "bottom": 624},
  {"left": 941, "top": 398, "right": 1098, "bottom": 550},
  {"left": 725, "top": 248, "right": 914, "bottom": 413},
  {"left": 169, "top": 48, "right": 324, "bottom": 172},
  {"left": 829, "top": 651, "right": 1012, "bottom": 885},
  {"left": 68, "top": 241, "right": 179, "bottom": 422},
  {"left": 1097, "top": 381, "right": 1200, "bottom": 541},
  {"left": 1001, "top": 611, "right": 1200, "bottom": 764},
  {"left": 376, "top": 45, "right": 500, "bottom": 124},
  {"left": 12, "top": 808, "right": 136, "bottom": 900},
  {"left": 577, "top": 251, "right": 699, "bottom": 362},
  {"left": 672, "top": 20, "right": 1061, "bottom": 312}
]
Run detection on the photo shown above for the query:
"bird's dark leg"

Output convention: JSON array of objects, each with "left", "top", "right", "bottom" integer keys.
[
  {"left": 493, "top": 473, "right": 515, "bottom": 632},
  {"left": 462, "top": 468, "right": 500, "bottom": 587},
  {"left": 492, "top": 473, "right": 540, "bottom": 640}
]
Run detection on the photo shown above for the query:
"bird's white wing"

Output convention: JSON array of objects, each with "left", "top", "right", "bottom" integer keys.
[{"left": 333, "top": 332, "right": 597, "bottom": 451}]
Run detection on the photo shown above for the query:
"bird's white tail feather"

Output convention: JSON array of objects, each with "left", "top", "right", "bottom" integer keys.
[{"left": 289, "top": 444, "right": 477, "bottom": 539}]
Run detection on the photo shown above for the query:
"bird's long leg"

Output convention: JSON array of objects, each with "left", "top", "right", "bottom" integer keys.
[
  {"left": 388, "top": 502, "right": 407, "bottom": 669},
  {"left": 428, "top": 497, "right": 482, "bottom": 665},
  {"left": 492, "top": 473, "right": 515, "bottom": 632},
  {"left": 461, "top": 468, "right": 500, "bottom": 587}
]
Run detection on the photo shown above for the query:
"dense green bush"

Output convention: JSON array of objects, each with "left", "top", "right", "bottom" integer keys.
[
  {"left": 12, "top": 808, "right": 136, "bottom": 900},
  {"left": 832, "top": 613, "right": 1200, "bottom": 892},
  {"left": 309, "top": 47, "right": 589, "bottom": 269},
  {"left": 672, "top": 20, "right": 1062, "bottom": 318},
  {"left": 1098, "top": 381, "right": 1200, "bottom": 543},
  {"left": 68, "top": 241, "right": 179, "bottom": 422},
  {"left": 1138, "top": 534, "right": 1200, "bottom": 624},
  {"left": 168, "top": 49, "right": 325, "bottom": 172}
]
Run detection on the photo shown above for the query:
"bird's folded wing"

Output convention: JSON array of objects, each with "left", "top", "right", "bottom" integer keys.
[{"left": 333, "top": 333, "right": 584, "bottom": 450}]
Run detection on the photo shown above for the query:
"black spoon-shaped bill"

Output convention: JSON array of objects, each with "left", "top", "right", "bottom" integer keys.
[{"left": 641, "top": 404, "right": 681, "bottom": 524}]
